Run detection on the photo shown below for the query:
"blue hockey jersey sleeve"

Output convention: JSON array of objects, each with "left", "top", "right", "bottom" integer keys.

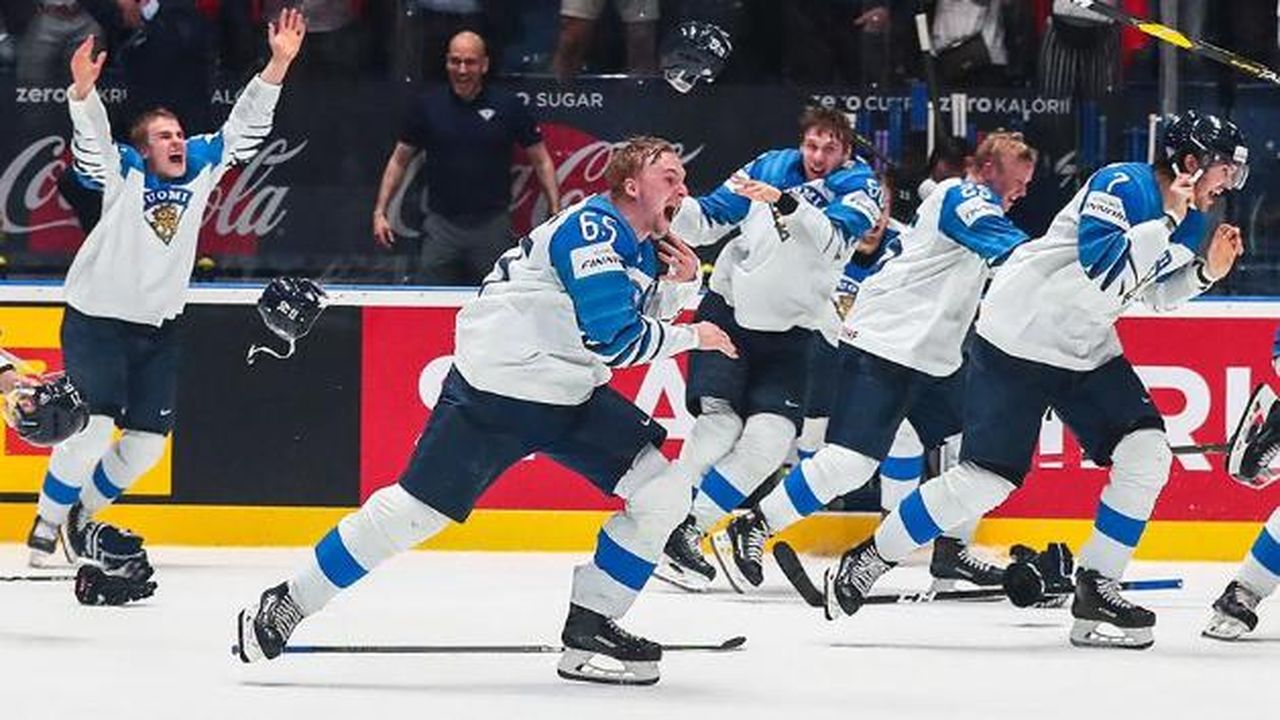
[
  {"left": 1076, "top": 163, "right": 1171, "bottom": 293},
  {"left": 693, "top": 149, "right": 802, "bottom": 227},
  {"left": 549, "top": 207, "right": 692, "bottom": 367},
  {"left": 938, "top": 181, "right": 1028, "bottom": 265},
  {"left": 822, "top": 165, "right": 882, "bottom": 244}
]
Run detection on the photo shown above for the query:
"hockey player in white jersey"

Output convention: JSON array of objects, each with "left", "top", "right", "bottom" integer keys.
[
  {"left": 796, "top": 165, "right": 1005, "bottom": 593},
  {"left": 25, "top": 14, "right": 306, "bottom": 578},
  {"left": 235, "top": 137, "right": 737, "bottom": 686},
  {"left": 1203, "top": 326, "right": 1280, "bottom": 640},
  {"left": 652, "top": 108, "right": 884, "bottom": 592},
  {"left": 826, "top": 112, "right": 1247, "bottom": 650},
  {"left": 711, "top": 132, "right": 1037, "bottom": 592}
]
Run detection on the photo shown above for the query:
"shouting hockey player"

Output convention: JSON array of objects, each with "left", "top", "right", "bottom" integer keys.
[
  {"left": 235, "top": 137, "right": 736, "bottom": 686},
  {"left": 1203, "top": 326, "right": 1280, "bottom": 640},
  {"left": 653, "top": 107, "right": 884, "bottom": 592},
  {"left": 826, "top": 112, "right": 1247, "bottom": 650},
  {"left": 711, "top": 132, "right": 1036, "bottom": 592},
  {"left": 26, "top": 13, "right": 307, "bottom": 579}
]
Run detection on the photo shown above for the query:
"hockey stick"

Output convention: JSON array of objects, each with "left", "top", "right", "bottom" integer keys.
[
  {"left": 260, "top": 635, "right": 748, "bottom": 657},
  {"left": 1170, "top": 442, "right": 1229, "bottom": 455},
  {"left": 773, "top": 541, "right": 826, "bottom": 606},
  {"left": 773, "top": 541, "right": 1180, "bottom": 608},
  {"left": 0, "top": 573, "right": 76, "bottom": 582},
  {"left": 1070, "top": 0, "right": 1280, "bottom": 85},
  {"left": 853, "top": 130, "right": 897, "bottom": 170},
  {"left": 914, "top": 0, "right": 946, "bottom": 156}
]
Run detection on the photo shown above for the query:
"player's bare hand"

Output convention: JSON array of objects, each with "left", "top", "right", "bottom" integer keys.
[
  {"left": 658, "top": 234, "right": 700, "bottom": 284},
  {"left": 1162, "top": 169, "right": 1194, "bottom": 224},
  {"left": 730, "top": 177, "right": 783, "bottom": 204},
  {"left": 268, "top": 8, "right": 307, "bottom": 63},
  {"left": 69, "top": 35, "right": 106, "bottom": 100},
  {"left": 693, "top": 322, "right": 738, "bottom": 358},
  {"left": 1204, "top": 223, "right": 1243, "bottom": 281},
  {"left": 372, "top": 212, "right": 395, "bottom": 248}
]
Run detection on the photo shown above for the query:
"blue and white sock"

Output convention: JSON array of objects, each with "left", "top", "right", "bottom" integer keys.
[
  {"left": 289, "top": 483, "right": 450, "bottom": 615},
  {"left": 1079, "top": 430, "right": 1170, "bottom": 578},
  {"left": 1237, "top": 507, "right": 1280, "bottom": 598}
]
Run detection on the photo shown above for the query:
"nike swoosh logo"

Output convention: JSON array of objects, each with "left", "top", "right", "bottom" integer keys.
[{"left": 159, "top": 409, "right": 173, "bottom": 416}]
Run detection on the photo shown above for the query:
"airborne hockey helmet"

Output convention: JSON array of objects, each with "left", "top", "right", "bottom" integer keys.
[
  {"left": 5, "top": 373, "right": 90, "bottom": 447},
  {"left": 1161, "top": 111, "right": 1250, "bottom": 189},
  {"left": 660, "top": 20, "right": 733, "bottom": 94},
  {"left": 247, "top": 277, "right": 329, "bottom": 364}
]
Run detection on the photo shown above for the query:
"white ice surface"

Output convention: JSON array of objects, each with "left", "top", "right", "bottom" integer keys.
[{"left": 0, "top": 545, "right": 1274, "bottom": 720}]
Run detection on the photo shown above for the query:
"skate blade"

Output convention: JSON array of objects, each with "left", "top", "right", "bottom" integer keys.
[
  {"left": 652, "top": 558, "right": 711, "bottom": 593},
  {"left": 928, "top": 577, "right": 1004, "bottom": 600},
  {"left": 1202, "top": 612, "right": 1249, "bottom": 641},
  {"left": 709, "top": 530, "right": 749, "bottom": 594},
  {"left": 557, "top": 649, "right": 659, "bottom": 686},
  {"left": 234, "top": 608, "right": 264, "bottom": 663},
  {"left": 27, "top": 547, "right": 63, "bottom": 569},
  {"left": 57, "top": 526, "right": 81, "bottom": 565},
  {"left": 1069, "top": 619, "right": 1154, "bottom": 650},
  {"left": 822, "top": 567, "right": 844, "bottom": 621}
]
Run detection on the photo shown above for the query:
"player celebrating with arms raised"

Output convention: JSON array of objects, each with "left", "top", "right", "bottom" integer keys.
[{"left": 26, "top": 13, "right": 307, "bottom": 580}]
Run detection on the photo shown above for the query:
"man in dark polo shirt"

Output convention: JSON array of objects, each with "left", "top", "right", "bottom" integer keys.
[{"left": 373, "top": 30, "right": 560, "bottom": 285}]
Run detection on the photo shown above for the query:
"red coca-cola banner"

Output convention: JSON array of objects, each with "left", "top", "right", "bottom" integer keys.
[{"left": 360, "top": 303, "right": 1280, "bottom": 522}]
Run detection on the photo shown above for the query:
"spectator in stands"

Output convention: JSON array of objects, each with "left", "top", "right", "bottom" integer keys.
[
  {"left": 932, "top": 0, "right": 1012, "bottom": 87},
  {"left": 552, "top": 0, "right": 657, "bottom": 81},
  {"left": 411, "top": 0, "right": 487, "bottom": 82},
  {"left": 78, "top": 0, "right": 214, "bottom": 131},
  {"left": 372, "top": 30, "right": 561, "bottom": 285},
  {"left": 782, "top": 0, "right": 889, "bottom": 86},
  {"left": 1038, "top": 0, "right": 1121, "bottom": 100},
  {"left": 262, "top": 0, "right": 367, "bottom": 78},
  {"left": 16, "top": 1, "right": 101, "bottom": 86}
]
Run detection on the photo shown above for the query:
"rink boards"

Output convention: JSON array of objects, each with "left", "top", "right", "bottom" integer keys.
[{"left": 0, "top": 284, "right": 1276, "bottom": 559}]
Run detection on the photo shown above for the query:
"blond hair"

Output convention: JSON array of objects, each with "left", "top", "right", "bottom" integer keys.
[
  {"left": 973, "top": 130, "right": 1037, "bottom": 168},
  {"left": 605, "top": 136, "right": 679, "bottom": 194},
  {"left": 130, "top": 108, "right": 181, "bottom": 149}
]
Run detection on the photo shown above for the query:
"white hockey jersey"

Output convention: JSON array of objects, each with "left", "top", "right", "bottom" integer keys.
[
  {"left": 64, "top": 76, "right": 281, "bottom": 327},
  {"left": 978, "top": 162, "right": 1213, "bottom": 371},
  {"left": 844, "top": 176, "right": 1028, "bottom": 377},
  {"left": 669, "top": 148, "right": 882, "bottom": 333},
  {"left": 454, "top": 194, "right": 700, "bottom": 406}
]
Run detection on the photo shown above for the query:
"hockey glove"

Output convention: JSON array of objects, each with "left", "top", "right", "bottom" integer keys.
[{"left": 75, "top": 564, "right": 157, "bottom": 606}]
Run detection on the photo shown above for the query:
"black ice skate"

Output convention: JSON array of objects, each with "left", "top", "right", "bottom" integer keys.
[
  {"left": 823, "top": 537, "right": 895, "bottom": 621},
  {"left": 653, "top": 515, "right": 716, "bottom": 592},
  {"left": 236, "top": 582, "right": 305, "bottom": 662},
  {"left": 1203, "top": 581, "right": 1263, "bottom": 641},
  {"left": 26, "top": 515, "right": 65, "bottom": 567},
  {"left": 928, "top": 536, "right": 1005, "bottom": 593},
  {"left": 1070, "top": 568, "right": 1156, "bottom": 649},
  {"left": 557, "top": 604, "right": 662, "bottom": 686},
  {"left": 62, "top": 502, "right": 148, "bottom": 572},
  {"left": 710, "top": 509, "right": 769, "bottom": 593}
]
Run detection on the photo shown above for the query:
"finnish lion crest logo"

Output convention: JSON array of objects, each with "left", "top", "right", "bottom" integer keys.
[{"left": 143, "top": 188, "right": 193, "bottom": 245}]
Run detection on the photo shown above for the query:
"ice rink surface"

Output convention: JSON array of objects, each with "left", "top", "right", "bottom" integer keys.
[{"left": 1, "top": 544, "right": 1275, "bottom": 720}]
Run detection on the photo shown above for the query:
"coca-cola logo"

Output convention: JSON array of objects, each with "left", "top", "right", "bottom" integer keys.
[
  {"left": 385, "top": 123, "right": 705, "bottom": 239},
  {"left": 0, "top": 135, "right": 306, "bottom": 256}
]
